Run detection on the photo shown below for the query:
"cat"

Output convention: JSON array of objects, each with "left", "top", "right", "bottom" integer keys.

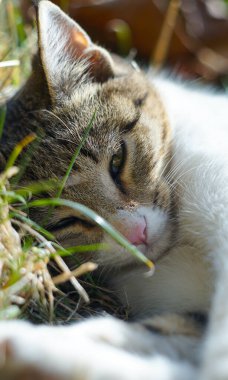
[{"left": 1, "top": 1, "right": 228, "bottom": 379}]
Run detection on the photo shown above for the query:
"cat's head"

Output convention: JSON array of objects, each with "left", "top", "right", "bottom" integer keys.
[{"left": 9, "top": 1, "right": 175, "bottom": 268}]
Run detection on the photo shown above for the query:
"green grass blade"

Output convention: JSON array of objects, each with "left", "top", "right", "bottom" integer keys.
[
  {"left": 0, "top": 190, "right": 26, "bottom": 205},
  {"left": 56, "top": 110, "right": 97, "bottom": 199},
  {"left": 15, "top": 179, "right": 58, "bottom": 198},
  {"left": 26, "top": 198, "right": 155, "bottom": 270},
  {"left": 53, "top": 243, "right": 109, "bottom": 257},
  {"left": 6, "top": 133, "right": 36, "bottom": 170},
  {"left": 11, "top": 129, "right": 44, "bottom": 185},
  {"left": 109, "top": 19, "right": 132, "bottom": 56}
]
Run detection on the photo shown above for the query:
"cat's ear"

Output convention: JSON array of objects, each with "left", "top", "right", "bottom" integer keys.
[{"left": 37, "top": 1, "right": 114, "bottom": 101}]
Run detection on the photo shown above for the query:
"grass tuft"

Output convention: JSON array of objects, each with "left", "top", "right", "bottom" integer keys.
[{"left": 0, "top": 166, "right": 55, "bottom": 320}]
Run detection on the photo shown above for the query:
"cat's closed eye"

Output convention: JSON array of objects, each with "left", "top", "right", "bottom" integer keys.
[{"left": 49, "top": 216, "right": 95, "bottom": 231}]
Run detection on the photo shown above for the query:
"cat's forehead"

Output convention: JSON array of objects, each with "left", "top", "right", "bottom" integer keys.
[
  {"left": 46, "top": 71, "right": 155, "bottom": 169},
  {"left": 59, "top": 72, "right": 149, "bottom": 133}
]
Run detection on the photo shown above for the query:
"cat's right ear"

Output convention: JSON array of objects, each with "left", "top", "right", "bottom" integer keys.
[{"left": 36, "top": 1, "right": 115, "bottom": 103}]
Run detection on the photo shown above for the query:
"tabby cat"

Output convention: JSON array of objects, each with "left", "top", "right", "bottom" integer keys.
[{"left": 1, "top": 1, "right": 228, "bottom": 379}]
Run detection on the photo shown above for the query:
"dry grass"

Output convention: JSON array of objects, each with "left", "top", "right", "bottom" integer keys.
[
  {"left": 0, "top": 164, "right": 108, "bottom": 323},
  {"left": 0, "top": 166, "right": 55, "bottom": 320},
  {"left": 0, "top": 0, "right": 43, "bottom": 320},
  {"left": 0, "top": 1, "right": 100, "bottom": 322}
]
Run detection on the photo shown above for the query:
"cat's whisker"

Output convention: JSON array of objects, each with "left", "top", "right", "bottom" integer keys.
[
  {"left": 164, "top": 157, "right": 190, "bottom": 183},
  {"left": 168, "top": 162, "right": 213, "bottom": 192},
  {"left": 157, "top": 150, "right": 176, "bottom": 180}
]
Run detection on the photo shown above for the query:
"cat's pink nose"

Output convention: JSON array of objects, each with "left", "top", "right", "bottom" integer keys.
[{"left": 125, "top": 218, "right": 147, "bottom": 246}]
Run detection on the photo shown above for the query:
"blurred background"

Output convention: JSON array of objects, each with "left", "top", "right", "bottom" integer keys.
[{"left": 1, "top": 0, "right": 228, "bottom": 102}]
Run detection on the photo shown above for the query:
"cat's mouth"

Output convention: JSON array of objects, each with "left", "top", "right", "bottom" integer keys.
[{"left": 131, "top": 211, "right": 173, "bottom": 262}]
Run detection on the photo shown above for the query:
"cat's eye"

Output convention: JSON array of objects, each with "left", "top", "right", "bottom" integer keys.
[
  {"left": 49, "top": 216, "right": 94, "bottom": 231},
  {"left": 110, "top": 142, "right": 126, "bottom": 187}
]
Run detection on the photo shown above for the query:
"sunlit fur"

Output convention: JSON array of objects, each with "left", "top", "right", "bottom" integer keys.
[{"left": 2, "top": 2, "right": 228, "bottom": 380}]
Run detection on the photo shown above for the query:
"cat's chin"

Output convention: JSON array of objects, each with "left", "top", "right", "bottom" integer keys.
[
  {"left": 134, "top": 243, "right": 160, "bottom": 260},
  {"left": 143, "top": 223, "right": 175, "bottom": 263}
]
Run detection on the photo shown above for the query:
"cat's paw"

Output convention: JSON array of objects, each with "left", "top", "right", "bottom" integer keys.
[
  {"left": 0, "top": 320, "right": 74, "bottom": 380},
  {"left": 0, "top": 319, "right": 196, "bottom": 380}
]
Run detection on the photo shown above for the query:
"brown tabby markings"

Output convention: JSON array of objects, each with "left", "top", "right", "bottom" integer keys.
[{"left": 2, "top": 1, "right": 174, "bottom": 268}]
